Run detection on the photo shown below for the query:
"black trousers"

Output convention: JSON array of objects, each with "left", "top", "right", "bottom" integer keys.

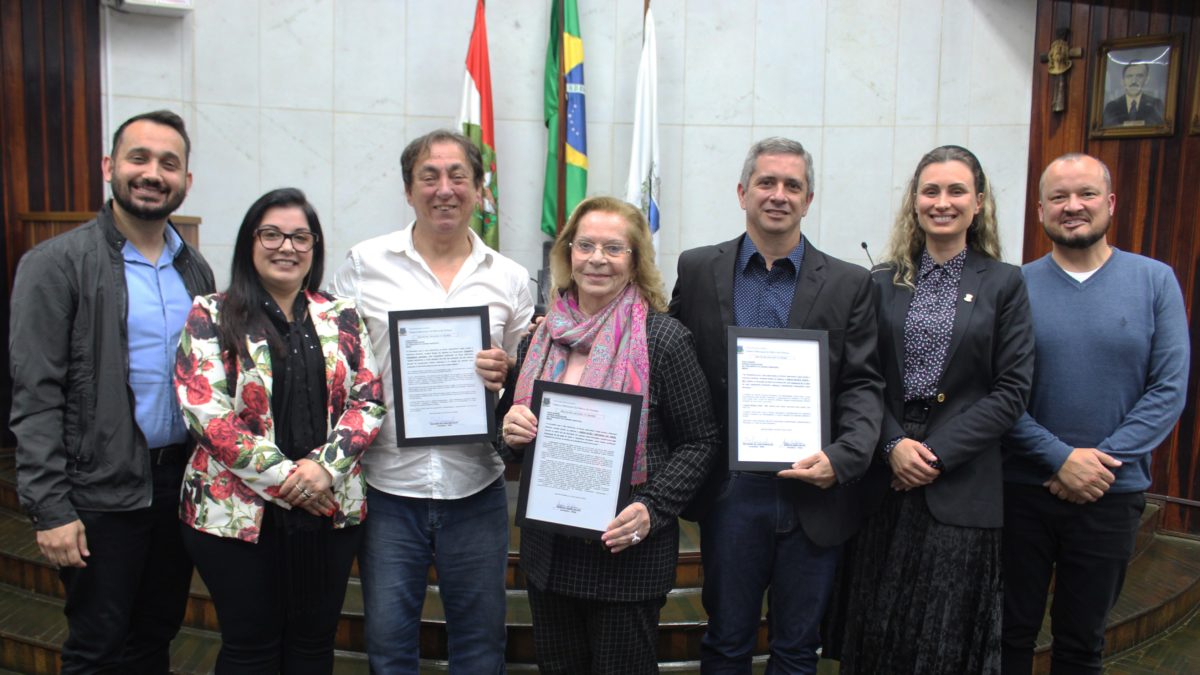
[
  {"left": 58, "top": 460, "right": 193, "bottom": 675},
  {"left": 527, "top": 583, "right": 665, "bottom": 675},
  {"left": 1001, "top": 483, "right": 1145, "bottom": 675},
  {"left": 182, "top": 509, "right": 362, "bottom": 675}
]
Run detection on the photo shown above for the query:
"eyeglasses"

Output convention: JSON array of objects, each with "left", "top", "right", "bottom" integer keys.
[
  {"left": 255, "top": 228, "right": 318, "bottom": 252},
  {"left": 570, "top": 240, "right": 633, "bottom": 258}
]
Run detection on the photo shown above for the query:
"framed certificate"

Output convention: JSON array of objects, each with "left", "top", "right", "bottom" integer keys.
[
  {"left": 515, "top": 381, "right": 640, "bottom": 539},
  {"left": 727, "top": 326, "right": 831, "bottom": 471},
  {"left": 388, "top": 306, "right": 495, "bottom": 446}
]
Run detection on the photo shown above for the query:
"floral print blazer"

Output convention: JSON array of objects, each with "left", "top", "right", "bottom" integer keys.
[{"left": 174, "top": 290, "right": 386, "bottom": 542}]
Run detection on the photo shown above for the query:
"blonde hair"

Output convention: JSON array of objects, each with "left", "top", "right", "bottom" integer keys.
[
  {"left": 882, "top": 145, "right": 1001, "bottom": 288},
  {"left": 548, "top": 195, "right": 668, "bottom": 312}
]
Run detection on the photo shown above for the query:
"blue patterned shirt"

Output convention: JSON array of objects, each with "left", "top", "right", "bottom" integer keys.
[{"left": 733, "top": 235, "right": 806, "bottom": 329}]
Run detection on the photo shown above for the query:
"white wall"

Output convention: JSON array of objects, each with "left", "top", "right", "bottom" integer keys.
[{"left": 100, "top": 0, "right": 1037, "bottom": 291}]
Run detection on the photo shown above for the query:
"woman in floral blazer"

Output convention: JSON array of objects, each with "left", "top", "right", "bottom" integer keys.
[{"left": 175, "top": 188, "right": 384, "bottom": 673}]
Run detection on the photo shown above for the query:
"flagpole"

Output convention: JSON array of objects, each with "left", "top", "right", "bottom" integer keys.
[{"left": 555, "top": 0, "right": 568, "bottom": 234}]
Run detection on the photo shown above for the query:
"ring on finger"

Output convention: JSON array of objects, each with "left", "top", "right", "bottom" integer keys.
[{"left": 630, "top": 532, "right": 641, "bottom": 544}]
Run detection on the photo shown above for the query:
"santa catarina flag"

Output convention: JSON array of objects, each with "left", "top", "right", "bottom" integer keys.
[{"left": 458, "top": 0, "right": 499, "bottom": 249}]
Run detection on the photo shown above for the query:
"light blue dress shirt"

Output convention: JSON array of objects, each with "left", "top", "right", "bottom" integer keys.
[{"left": 123, "top": 226, "right": 193, "bottom": 449}]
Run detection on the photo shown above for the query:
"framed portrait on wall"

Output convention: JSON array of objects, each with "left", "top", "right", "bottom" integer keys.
[{"left": 1089, "top": 34, "right": 1182, "bottom": 139}]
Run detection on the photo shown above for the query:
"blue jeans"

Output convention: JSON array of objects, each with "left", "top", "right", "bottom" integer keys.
[
  {"left": 361, "top": 477, "right": 508, "bottom": 674},
  {"left": 699, "top": 472, "right": 841, "bottom": 675}
]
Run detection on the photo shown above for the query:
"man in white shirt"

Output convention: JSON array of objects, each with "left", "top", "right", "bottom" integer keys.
[{"left": 330, "top": 129, "right": 534, "bottom": 673}]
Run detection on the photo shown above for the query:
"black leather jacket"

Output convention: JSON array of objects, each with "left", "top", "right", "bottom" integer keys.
[{"left": 9, "top": 202, "right": 215, "bottom": 530}]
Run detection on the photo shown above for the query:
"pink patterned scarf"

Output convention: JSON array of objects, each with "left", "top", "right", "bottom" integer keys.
[{"left": 514, "top": 283, "right": 651, "bottom": 484}]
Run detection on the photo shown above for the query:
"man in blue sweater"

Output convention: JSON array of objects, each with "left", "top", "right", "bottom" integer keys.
[{"left": 1000, "top": 153, "right": 1189, "bottom": 675}]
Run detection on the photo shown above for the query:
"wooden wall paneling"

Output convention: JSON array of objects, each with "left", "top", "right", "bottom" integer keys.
[
  {"left": 0, "top": 0, "right": 103, "bottom": 446},
  {"left": 1028, "top": 0, "right": 1200, "bottom": 533}
]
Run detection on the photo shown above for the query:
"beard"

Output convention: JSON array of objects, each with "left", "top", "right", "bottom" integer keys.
[
  {"left": 110, "top": 176, "right": 187, "bottom": 221},
  {"left": 1043, "top": 218, "right": 1110, "bottom": 250}
]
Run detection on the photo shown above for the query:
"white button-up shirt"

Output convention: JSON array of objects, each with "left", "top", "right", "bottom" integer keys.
[{"left": 329, "top": 223, "right": 534, "bottom": 499}]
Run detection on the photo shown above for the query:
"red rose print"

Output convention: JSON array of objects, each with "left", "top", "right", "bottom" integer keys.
[
  {"left": 208, "top": 470, "right": 237, "bottom": 500},
  {"left": 239, "top": 410, "right": 264, "bottom": 436},
  {"left": 242, "top": 382, "right": 269, "bottom": 416},
  {"left": 191, "top": 450, "right": 209, "bottom": 473},
  {"left": 185, "top": 374, "right": 212, "bottom": 405},
  {"left": 174, "top": 350, "right": 195, "bottom": 383},
  {"left": 205, "top": 417, "right": 241, "bottom": 464},
  {"left": 181, "top": 494, "right": 197, "bottom": 524},
  {"left": 233, "top": 480, "right": 258, "bottom": 504},
  {"left": 236, "top": 526, "right": 260, "bottom": 542},
  {"left": 347, "top": 429, "right": 373, "bottom": 453},
  {"left": 341, "top": 409, "right": 363, "bottom": 431},
  {"left": 186, "top": 307, "right": 218, "bottom": 340}
]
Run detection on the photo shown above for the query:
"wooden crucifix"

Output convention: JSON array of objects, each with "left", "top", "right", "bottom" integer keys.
[{"left": 1040, "top": 28, "right": 1083, "bottom": 113}]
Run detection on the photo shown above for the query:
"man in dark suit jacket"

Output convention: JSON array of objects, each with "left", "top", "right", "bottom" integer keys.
[
  {"left": 669, "top": 137, "right": 884, "bottom": 674},
  {"left": 1102, "top": 62, "right": 1165, "bottom": 127}
]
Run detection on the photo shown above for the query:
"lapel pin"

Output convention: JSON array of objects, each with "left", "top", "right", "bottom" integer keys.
[{"left": 964, "top": 293, "right": 974, "bottom": 303}]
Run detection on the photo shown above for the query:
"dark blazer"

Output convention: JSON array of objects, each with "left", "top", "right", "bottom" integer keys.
[
  {"left": 669, "top": 234, "right": 884, "bottom": 547},
  {"left": 1102, "top": 93, "right": 1165, "bottom": 127},
  {"left": 866, "top": 249, "right": 1034, "bottom": 529},
  {"left": 508, "top": 312, "right": 719, "bottom": 601}
]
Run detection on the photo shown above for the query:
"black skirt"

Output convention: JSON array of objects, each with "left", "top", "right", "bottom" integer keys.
[{"left": 833, "top": 485, "right": 1002, "bottom": 675}]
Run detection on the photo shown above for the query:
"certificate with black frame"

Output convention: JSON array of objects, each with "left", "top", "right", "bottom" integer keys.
[
  {"left": 387, "top": 306, "right": 495, "bottom": 447},
  {"left": 515, "top": 381, "right": 640, "bottom": 539},
  {"left": 727, "top": 326, "right": 831, "bottom": 471}
]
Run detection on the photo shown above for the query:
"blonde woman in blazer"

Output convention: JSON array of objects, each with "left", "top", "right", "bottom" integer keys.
[{"left": 175, "top": 188, "right": 384, "bottom": 674}]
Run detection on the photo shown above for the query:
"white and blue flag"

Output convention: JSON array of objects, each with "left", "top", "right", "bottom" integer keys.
[{"left": 624, "top": 7, "right": 660, "bottom": 259}]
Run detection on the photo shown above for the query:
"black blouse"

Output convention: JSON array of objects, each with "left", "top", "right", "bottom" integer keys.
[{"left": 264, "top": 293, "right": 328, "bottom": 461}]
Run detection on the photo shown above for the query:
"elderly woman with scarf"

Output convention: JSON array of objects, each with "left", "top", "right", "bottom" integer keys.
[
  {"left": 501, "top": 196, "right": 719, "bottom": 675},
  {"left": 174, "top": 188, "right": 385, "bottom": 673}
]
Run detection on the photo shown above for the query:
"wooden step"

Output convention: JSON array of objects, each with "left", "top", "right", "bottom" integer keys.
[
  {"left": 0, "top": 498, "right": 759, "bottom": 664},
  {"left": 0, "top": 581, "right": 772, "bottom": 674},
  {"left": 1104, "top": 606, "right": 1200, "bottom": 674},
  {"left": 1031, "top": 533, "right": 1200, "bottom": 673},
  {"left": 0, "top": 455, "right": 704, "bottom": 590}
]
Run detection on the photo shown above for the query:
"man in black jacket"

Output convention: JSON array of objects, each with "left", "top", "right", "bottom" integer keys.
[
  {"left": 670, "top": 137, "right": 883, "bottom": 674},
  {"left": 9, "top": 110, "right": 214, "bottom": 674}
]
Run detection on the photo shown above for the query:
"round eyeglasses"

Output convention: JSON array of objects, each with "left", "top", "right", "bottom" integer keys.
[
  {"left": 255, "top": 229, "right": 318, "bottom": 252},
  {"left": 569, "top": 240, "right": 633, "bottom": 258}
]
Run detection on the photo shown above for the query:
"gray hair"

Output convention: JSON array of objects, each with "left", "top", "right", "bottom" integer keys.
[{"left": 739, "top": 137, "right": 815, "bottom": 194}]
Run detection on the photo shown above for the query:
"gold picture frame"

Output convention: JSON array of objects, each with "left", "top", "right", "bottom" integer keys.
[{"left": 1089, "top": 34, "right": 1182, "bottom": 139}]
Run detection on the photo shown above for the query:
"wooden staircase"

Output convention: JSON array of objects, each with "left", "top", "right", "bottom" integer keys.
[
  {"left": 0, "top": 452, "right": 763, "bottom": 673},
  {"left": 0, "top": 447, "right": 1196, "bottom": 674}
]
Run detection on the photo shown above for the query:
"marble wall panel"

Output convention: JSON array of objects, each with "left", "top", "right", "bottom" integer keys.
[
  {"left": 334, "top": 0, "right": 404, "bottom": 114},
  {"left": 754, "top": 0, "right": 827, "bottom": 128},
  {"left": 193, "top": 0, "right": 258, "bottom": 106},
  {"left": 824, "top": 0, "right": 899, "bottom": 127},
  {"left": 99, "top": 0, "right": 1039, "bottom": 286},
  {"left": 683, "top": 2, "right": 756, "bottom": 125},
  {"left": 260, "top": 0, "right": 334, "bottom": 111}
]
